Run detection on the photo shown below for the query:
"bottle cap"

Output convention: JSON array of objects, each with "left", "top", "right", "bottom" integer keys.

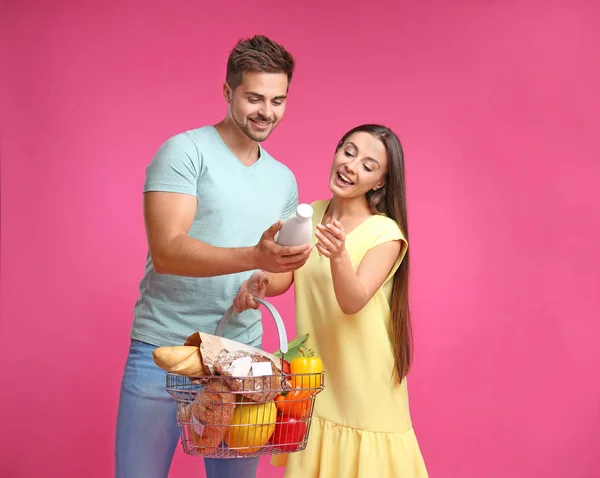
[{"left": 296, "top": 203, "right": 313, "bottom": 219}]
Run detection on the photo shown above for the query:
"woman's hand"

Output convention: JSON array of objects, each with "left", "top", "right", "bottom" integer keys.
[
  {"left": 233, "top": 271, "right": 269, "bottom": 312},
  {"left": 315, "top": 219, "right": 347, "bottom": 261}
]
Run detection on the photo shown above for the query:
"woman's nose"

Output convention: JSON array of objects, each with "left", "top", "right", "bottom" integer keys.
[{"left": 345, "top": 160, "right": 358, "bottom": 174}]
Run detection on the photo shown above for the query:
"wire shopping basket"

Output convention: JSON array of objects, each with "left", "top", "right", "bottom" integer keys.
[{"left": 166, "top": 297, "right": 325, "bottom": 458}]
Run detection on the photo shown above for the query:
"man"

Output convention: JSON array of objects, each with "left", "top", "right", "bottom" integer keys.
[{"left": 115, "top": 35, "right": 310, "bottom": 478}]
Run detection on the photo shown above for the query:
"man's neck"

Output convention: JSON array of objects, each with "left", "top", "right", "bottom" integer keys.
[{"left": 213, "top": 118, "right": 260, "bottom": 166}]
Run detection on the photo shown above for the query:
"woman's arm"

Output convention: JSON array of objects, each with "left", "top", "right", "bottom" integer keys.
[
  {"left": 315, "top": 220, "right": 401, "bottom": 315},
  {"left": 264, "top": 271, "right": 295, "bottom": 297}
]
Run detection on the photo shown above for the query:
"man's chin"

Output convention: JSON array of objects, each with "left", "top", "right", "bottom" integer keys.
[{"left": 244, "top": 128, "right": 272, "bottom": 143}]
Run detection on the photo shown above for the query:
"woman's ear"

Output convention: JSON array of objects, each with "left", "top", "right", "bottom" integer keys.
[{"left": 373, "top": 180, "right": 386, "bottom": 191}]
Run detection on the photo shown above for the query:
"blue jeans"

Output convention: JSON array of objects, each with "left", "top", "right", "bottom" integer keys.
[{"left": 115, "top": 339, "right": 260, "bottom": 478}]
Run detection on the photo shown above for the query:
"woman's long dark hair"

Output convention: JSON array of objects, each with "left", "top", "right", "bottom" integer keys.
[{"left": 335, "top": 124, "right": 413, "bottom": 382}]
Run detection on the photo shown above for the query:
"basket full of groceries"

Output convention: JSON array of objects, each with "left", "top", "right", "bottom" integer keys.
[{"left": 152, "top": 297, "right": 325, "bottom": 459}]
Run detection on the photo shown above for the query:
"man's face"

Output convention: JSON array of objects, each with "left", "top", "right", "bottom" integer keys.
[{"left": 226, "top": 71, "right": 289, "bottom": 142}]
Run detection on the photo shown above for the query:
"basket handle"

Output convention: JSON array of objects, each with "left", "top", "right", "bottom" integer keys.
[{"left": 215, "top": 298, "right": 289, "bottom": 354}]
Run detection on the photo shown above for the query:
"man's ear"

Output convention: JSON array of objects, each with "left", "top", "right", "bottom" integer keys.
[{"left": 223, "top": 83, "right": 232, "bottom": 103}]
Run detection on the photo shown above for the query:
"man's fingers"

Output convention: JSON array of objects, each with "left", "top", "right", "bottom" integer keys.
[
  {"left": 249, "top": 277, "right": 268, "bottom": 296},
  {"left": 265, "top": 220, "right": 284, "bottom": 238},
  {"left": 233, "top": 296, "right": 242, "bottom": 312},
  {"left": 279, "top": 257, "right": 311, "bottom": 272},
  {"left": 234, "top": 290, "right": 262, "bottom": 312},
  {"left": 248, "top": 282, "right": 267, "bottom": 304},
  {"left": 279, "top": 249, "right": 312, "bottom": 265},
  {"left": 258, "top": 276, "right": 268, "bottom": 288},
  {"left": 247, "top": 296, "right": 260, "bottom": 310},
  {"left": 280, "top": 258, "right": 311, "bottom": 272},
  {"left": 280, "top": 243, "right": 311, "bottom": 256}
]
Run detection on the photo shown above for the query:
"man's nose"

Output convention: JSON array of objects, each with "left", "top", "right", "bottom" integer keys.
[{"left": 258, "top": 102, "right": 272, "bottom": 119}]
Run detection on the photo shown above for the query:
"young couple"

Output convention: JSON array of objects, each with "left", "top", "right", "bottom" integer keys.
[{"left": 115, "top": 34, "right": 428, "bottom": 478}]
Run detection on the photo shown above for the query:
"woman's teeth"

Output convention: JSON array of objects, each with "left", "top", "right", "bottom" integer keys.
[{"left": 337, "top": 172, "right": 354, "bottom": 185}]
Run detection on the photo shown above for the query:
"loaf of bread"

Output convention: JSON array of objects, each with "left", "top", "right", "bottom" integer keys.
[
  {"left": 181, "top": 380, "right": 236, "bottom": 455},
  {"left": 152, "top": 345, "right": 207, "bottom": 377},
  {"left": 215, "top": 352, "right": 281, "bottom": 402}
]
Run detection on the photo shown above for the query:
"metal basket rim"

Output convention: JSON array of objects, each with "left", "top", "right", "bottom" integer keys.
[{"left": 166, "top": 371, "right": 325, "bottom": 378}]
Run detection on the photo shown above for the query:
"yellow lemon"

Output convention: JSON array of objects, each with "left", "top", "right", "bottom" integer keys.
[{"left": 225, "top": 401, "right": 277, "bottom": 453}]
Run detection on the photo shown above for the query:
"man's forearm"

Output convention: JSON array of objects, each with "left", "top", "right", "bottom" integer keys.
[{"left": 151, "top": 234, "right": 258, "bottom": 277}]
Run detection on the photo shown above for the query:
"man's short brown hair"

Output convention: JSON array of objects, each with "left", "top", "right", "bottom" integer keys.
[{"left": 226, "top": 35, "right": 295, "bottom": 90}]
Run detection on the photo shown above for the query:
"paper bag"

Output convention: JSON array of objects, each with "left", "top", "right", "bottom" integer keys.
[{"left": 185, "top": 331, "right": 284, "bottom": 402}]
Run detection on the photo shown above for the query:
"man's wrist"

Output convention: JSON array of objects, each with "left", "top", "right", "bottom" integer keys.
[{"left": 245, "top": 245, "right": 260, "bottom": 271}]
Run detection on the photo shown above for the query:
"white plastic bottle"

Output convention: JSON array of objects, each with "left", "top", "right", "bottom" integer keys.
[{"left": 275, "top": 203, "right": 314, "bottom": 246}]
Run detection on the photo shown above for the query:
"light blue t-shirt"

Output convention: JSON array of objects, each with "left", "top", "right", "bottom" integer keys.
[{"left": 131, "top": 126, "right": 298, "bottom": 348}]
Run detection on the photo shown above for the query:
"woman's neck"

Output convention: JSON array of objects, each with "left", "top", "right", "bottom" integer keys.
[{"left": 325, "top": 196, "right": 372, "bottom": 222}]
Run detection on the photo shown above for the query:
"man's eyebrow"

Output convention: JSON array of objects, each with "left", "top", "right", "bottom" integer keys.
[
  {"left": 346, "top": 142, "right": 380, "bottom": 165},
  {"left": 245, "top": 91, "right": 287, "bottom": 101}
]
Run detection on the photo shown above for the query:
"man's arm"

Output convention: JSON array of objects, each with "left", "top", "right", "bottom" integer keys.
[
  {"left": 144, "top": 191, "right": 311, "bottom": 277},
  {"left": 233, "top": 270, "right": 295, "bottom": 312}
]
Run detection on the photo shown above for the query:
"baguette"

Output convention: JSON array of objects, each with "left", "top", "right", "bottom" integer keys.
[{"left": 153, "top": 345, "right": 207, "bottom": 377}]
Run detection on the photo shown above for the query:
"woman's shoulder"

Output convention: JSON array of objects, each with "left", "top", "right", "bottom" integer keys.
[
  {"left": 309, "top": 199, "right": 330, "bottom": 207},
  {"left": 309, "top": 199, "right": 331, "bottom": 216},
  {"left": 369, "top": 214, "right": 405, "bottom": 241}
]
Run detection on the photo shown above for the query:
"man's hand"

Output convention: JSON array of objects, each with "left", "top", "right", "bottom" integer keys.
[
  {"left": 233, "top": 271, "right": 269, "bottom": 312},
  {"left": 253, "top": 221, "right": 311, "bottom": 273},
  {"left": 143, "top": 193, "right": 310, "bottom": 277}
]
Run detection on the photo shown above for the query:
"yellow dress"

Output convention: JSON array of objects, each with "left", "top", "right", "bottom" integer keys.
[{"left": 283, "top": 199, "right": 428, "bottom": 478}]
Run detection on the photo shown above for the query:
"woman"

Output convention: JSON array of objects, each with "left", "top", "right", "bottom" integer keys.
[{"left": 234, "top": 124, "right": 428, "bottom": 477}]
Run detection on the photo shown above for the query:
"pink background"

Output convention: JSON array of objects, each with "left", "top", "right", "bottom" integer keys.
[{"left": 1, "top": 0, "right": 599, "bottom": 477}]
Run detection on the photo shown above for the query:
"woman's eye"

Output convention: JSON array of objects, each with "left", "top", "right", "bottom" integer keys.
[
  {"left": 363, "top": 165, "right": 372, "bottom": 172},
  {"left": 344, "top": 151, "right": 354, "bottom": 158}
]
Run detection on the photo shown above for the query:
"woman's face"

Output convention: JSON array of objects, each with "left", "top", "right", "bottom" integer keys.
[{"left": 329, "top": 132, "right": 388, "bottom": 199}]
